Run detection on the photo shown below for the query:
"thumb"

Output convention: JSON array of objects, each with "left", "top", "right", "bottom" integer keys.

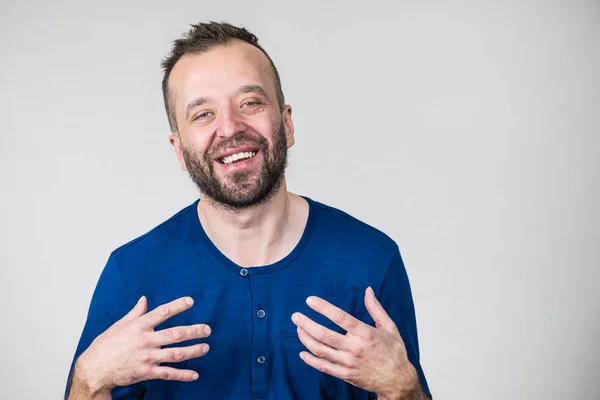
[
  {"left": 364, "top": 287, "right": 399, "bottom": 335},
  {"left": 119, "top": 296, "right": 148, "bottom": 324}
]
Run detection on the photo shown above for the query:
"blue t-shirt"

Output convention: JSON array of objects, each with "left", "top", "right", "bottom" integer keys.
[{"left": 67, "top": 197, "right": 431, "bottom": 399}]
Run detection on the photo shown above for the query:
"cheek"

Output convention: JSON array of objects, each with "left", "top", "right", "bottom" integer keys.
[{"left": 183, "top": 130, "right": 213, "bottom": 155}]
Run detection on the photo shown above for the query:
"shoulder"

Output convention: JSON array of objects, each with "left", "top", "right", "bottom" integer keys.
[
  {"left": 108, "top": 200, "right": 200, "bottom": 270},
  {"left": 306, "top": 197, "right": 399, "bottom": 263}
]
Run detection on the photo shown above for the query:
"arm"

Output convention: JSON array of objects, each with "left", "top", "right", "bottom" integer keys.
[
  {"left": 290, "top": 245, "right": 433, "bottom": 399},
  {"left": 64, "top": 255, "right": 210, "bottom": 400},
  {"left": 378, "top": 383, "right": 430, "bottom": 400},
  {"left": 64, "top": 255, "right": 144, "bottom": 400},
  {"left": 375, "top": 246, "right": 432, "bottom": 399},
  {"left": 66, "top": 357, "right": 112, "bottom": 400}
]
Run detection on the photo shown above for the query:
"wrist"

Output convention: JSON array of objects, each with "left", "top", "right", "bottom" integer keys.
[
  {"left": 73, "top": 355, "right": 112, "bottom": 396},
  {"left": 377, "top": 394, "right": 402, "bottom": 400},
  {"left": 377, "top": 362, "right": 422, "bottom": 400},
  {"left": 377, "top": 388, "right": 425, "bottom": 400}
]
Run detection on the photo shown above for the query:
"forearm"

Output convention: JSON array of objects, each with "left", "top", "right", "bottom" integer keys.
[
  {"left": 377, "top": 385, "right": 429, "bottom": 400},
  {"left": 67, "top": 377, "right": 111, "bottom": 400},
  {"left": 406, "top": 386, "right": 430, "bottom": 400},
  {"left": 377, "top": 362, "right": 430, "bottom": 400},
  {"left": 66, "top": 358, "right": 112, "bottom": 400}
]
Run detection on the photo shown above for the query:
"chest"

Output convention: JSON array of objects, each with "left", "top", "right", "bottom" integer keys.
[{"left": 141, "top": 260, "right": 381, "bottom": 399}]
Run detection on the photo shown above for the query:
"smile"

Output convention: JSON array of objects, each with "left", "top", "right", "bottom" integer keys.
[{"left": 219, "top": 151, "right": 257, "bottom": 165}]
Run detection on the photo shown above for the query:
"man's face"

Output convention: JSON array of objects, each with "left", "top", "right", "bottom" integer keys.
[{"left": 168, "top": 41, "right": 295, "bottom": 210}]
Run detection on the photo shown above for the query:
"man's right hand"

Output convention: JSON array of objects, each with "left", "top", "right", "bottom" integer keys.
[{"left": 70, "top": 296, "right": 210, "bottom": 398}]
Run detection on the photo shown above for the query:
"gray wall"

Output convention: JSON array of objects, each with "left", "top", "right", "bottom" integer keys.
[{"left": 1, "top": 0, "right": 598, "bottom": 398}]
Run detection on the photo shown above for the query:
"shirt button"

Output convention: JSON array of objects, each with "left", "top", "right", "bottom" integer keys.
[
  {"left": 256, "top": 309, "right": 266, "bottom": 318},
  {"left": 240, "top": 268, "right": 248, "bottom": 277},
  {"left": 257, "top": 356, "right": 266, "bottom": 364}
]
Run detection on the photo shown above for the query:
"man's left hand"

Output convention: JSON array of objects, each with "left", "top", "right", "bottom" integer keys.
[{"left": 291, "top": 287, "right": 423, "bottom": 400}]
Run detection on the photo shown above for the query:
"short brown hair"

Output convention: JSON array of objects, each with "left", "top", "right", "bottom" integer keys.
[{"left": 161, "top": 21, "right": 285, "bottom": 133}]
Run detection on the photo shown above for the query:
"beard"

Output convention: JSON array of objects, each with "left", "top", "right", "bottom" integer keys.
[{"left": 181, "top": 120, "right": 288, "bottom": 211}]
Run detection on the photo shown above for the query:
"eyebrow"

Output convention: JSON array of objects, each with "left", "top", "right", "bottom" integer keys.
[
  {"left": 238, "top": 84, "right": 270, "bottom": 100},
  {"left": 185, "top": 97, "right": 208, "bottom": 120},
  {"left": 184, "top": 85, "right": 271, "bottom": 120}
]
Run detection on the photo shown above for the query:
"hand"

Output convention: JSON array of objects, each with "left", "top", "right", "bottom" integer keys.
[
  {"left": 75, "top": 296, "right": 211, "bottom": 395},
  {"left": 291, "top": 287, "right": 421, "bottom": 400}
]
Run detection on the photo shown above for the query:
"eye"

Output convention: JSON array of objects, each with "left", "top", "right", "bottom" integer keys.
[
  {"left": 242, "top": 100, "right": 262, "bottom": 108},
  {"left": 193, "top": 111, "right": 213, "bottom": 121}
]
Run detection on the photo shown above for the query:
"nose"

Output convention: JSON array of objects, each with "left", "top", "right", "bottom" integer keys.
[{"left": 217, "top": 105, "right": 248, "bottom": 138}]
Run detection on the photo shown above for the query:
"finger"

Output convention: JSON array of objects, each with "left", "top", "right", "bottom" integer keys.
[
  {"left": 305, "top": 296, "right": 370, "bottom": 337},
  {"left": 299, "top": 351, "right": 351, "bottom": 381},
  {"left": 154, "top": 343, "right": 210, "bottom": 364},
  {"left": 364, "top": 287, "right": 399, "bottom": 336},
  {"left": 297, "top": 327, "right": 351, "bottom": 366},
  {"left": 117, "top": 296, "right": 148, "bottom": 325},
  {"left": 140, "top": 297, "right": 194, "bottom": 328},
  {"left": 148, "top": 365, "right": 200, "bottom": 382},
  {"left": 153, "top": 324, "right": 212, "bottom": 347},
  {"left": 291, "top": 312, "right": 349, "bottom": 350}
]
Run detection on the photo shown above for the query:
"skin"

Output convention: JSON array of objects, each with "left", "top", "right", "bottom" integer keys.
[
  {"left": 292, "top": 287, "right": 428, "bottom": 400},
  {"left": 167, "top": 41, "right": 306, "bottom": 269},
  {"left": 68, "top": 40, "right": 427, "bottom": 399},
  {"left": 68, "top": 297, "right": 211, "bottom": 399}
]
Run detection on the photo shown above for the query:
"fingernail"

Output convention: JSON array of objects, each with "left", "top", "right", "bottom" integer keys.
[
  {"left": 291, "top": 313, "right": 299, "bottom": 323},
  {"left": 202, "top": 344, "right": 210, "bottom": 354},
  {"left": 204, "top": 325, "right": 211, "bottom": 335},
  {"left": 137, "top": 296, "right": 144, "bottom": 304},
  {"left": 306, "top": 297, "right": 315, "bottom": 306},
  {"left": 185, "top": 297, "right": 194, "bottom": 305},
  {"left": 368, "top": 287, "right": 377, "bottom": 298},
  {"left": 192, "top": 372, "right": 199, "bottom": 380}
]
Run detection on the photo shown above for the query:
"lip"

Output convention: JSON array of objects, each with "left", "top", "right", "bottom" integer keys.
[
  {"left": 215, "top": 150, "right": 261, "bottom": 171},
  {"left": 214, "top": 146, "right": 261, "bottom": 161}
]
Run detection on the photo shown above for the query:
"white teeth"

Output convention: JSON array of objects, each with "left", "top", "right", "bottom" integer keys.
[{"left": 221, "top": 151, "right": 256, "bottom": 165}]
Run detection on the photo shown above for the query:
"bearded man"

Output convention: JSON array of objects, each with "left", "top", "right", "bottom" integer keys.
[{"left": 65, "top": 21, "right": 432, "bottom": 400}]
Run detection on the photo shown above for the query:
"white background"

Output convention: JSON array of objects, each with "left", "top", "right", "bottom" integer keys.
[{"left": 1, "top": 0, "right": 599, "bottom": 398}]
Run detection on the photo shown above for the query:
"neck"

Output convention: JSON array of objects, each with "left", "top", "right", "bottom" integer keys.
[{"left": 197, "top": 180, "right": 308, "bottom": 267}]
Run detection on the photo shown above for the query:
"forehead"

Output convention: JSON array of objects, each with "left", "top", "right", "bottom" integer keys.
[{"left": 168, "top": 41, "right": 275, "bottom": 105}]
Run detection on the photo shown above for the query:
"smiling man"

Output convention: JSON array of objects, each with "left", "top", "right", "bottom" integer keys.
[{"left": 65, "top": 22, "right": 432, "bottom": 400}]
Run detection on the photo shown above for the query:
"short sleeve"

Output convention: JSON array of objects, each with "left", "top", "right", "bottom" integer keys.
[
  {"left": 377, "top": 246, "right": 432, "bottom": 398},
  {"left": 64, "top": 254, "right": 145, "bottom": 399}
]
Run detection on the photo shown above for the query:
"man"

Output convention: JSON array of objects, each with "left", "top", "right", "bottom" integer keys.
[{"left": 65, "top": 21, "right": 432, "bottom": 400}]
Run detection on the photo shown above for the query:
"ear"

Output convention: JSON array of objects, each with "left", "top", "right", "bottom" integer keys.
[
  {"left": 169, "top": 133, "right": 188, "bottom": 171},
  {"left": 282, "top": 105, "right": 295, "bottom": 149}
]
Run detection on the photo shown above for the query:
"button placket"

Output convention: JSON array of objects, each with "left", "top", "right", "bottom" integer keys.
[{"left": 248, "top": 273, "right": 269, "bottom": 398}]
